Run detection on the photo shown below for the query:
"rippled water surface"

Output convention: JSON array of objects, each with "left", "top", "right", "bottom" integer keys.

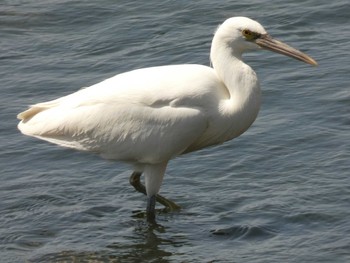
[{"left": 1, "top": 1, "right": 349, "bottom": 262}]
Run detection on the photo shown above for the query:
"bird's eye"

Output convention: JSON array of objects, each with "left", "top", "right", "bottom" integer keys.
[{"left": 242, "top": 29, "right": 258, "bottom": 40}]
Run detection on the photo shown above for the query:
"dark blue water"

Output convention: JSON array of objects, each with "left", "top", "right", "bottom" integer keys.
[{"left": 1, "top": 1, "right": 349, "bottom": 262}]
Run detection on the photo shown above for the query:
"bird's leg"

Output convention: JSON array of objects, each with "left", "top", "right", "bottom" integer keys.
[
  {"left": 129, "top": 171, "right": 147, "bottom": 195},
  {"left": 147, "top": 195, "right": 156, "bottom": 224},
  {"left": 129, "top": 171, "right": 181, "bottom": 211}
]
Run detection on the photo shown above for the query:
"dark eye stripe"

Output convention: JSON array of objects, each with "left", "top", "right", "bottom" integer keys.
[{"left": 242, "top": 29, "right": 261, "bottom": 40}]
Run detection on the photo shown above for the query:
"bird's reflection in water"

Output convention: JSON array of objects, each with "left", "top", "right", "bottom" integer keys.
[
  {"left": 115, "top": 221, "right": 173, "bottom": 262},
  {"left": 31, "top": 220, "right": 187, "bottom": 263}
]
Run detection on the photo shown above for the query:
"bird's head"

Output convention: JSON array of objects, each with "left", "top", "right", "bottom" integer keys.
[{"left": 214, "top": 16, "right": 317, "bottom": 66}]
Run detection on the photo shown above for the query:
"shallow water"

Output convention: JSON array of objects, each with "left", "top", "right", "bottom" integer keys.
[{"left": 1, "top": 1, "right": 349, "bottom": 262}]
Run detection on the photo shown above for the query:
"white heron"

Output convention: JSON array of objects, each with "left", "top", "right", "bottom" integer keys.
[{"left": 17, "top": 17, "right": 317, "bottom": 224}]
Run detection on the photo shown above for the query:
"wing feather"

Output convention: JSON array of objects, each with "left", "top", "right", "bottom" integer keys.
[{"left": 17, "top": 65, "right": 224, "bottom": 163}]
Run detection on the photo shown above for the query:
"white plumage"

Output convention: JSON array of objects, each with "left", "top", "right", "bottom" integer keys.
[{"left": 17, "top": 17, "right": 316, "bottom": 223}]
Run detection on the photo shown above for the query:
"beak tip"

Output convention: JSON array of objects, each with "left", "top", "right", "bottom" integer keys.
[{"left": 308, "top": 57, "right": 318, "bottom": 67}]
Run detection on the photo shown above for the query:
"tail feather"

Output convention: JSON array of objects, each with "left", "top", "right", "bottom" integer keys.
[
  {"left": 17, "top": 97, "right": 65, "bottom": 121},
  {"left": 17, "top": 101, "right": 102, "bottom": 153},
  {"left": 17, "top": 106, "right": 48, "bottom": 121}
]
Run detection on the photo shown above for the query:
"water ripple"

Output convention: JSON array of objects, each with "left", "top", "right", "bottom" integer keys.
[{"left": 211, "top": 224, "right": 277, "bottom": 240}]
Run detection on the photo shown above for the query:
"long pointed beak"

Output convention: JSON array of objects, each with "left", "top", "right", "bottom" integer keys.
[{"left": 255, "top": 34, "right": 318, "bottom": 66}]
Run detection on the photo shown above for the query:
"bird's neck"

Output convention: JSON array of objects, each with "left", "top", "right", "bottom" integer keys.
[{"left": 210, "top": 39, "right": 261, "bottom": 138}]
